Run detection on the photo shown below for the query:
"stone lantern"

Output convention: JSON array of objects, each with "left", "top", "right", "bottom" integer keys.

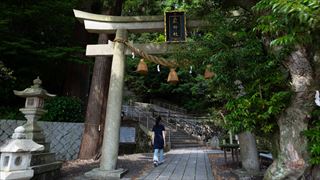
[
  {"left": 0, "top": 126, "right": 44, "bottom": 180},
  {"left": 13, "top": 77, "right": 55, "bottom": 147},
  {"left": 13, "top": 77, "right": 61, "bottom": 180}
]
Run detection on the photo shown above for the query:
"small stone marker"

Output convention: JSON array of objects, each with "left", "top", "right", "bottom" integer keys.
[{"left": 209, "top": 136, "right": 220, "bottom": 149}]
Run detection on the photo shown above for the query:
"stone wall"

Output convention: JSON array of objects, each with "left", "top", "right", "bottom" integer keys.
[{"left": 0, "top": 120, "right": 84, "bottom": 160}]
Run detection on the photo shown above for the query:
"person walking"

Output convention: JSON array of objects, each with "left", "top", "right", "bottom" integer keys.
[{"left": 152, "top": 116, "right": 166, "bottom": 167}]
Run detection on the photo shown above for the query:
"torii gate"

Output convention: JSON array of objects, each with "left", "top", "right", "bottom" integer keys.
[{"left": 73, "top": 9, "right": 204, "bottom": 179}]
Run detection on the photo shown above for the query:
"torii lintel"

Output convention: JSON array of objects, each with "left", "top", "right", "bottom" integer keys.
[{"left": 73, "top": 9, "right": 207, "bottom": 34}]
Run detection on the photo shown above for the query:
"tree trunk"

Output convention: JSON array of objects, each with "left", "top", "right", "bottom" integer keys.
[
  {"left": 311, "top": 165, "right": 320, "bottom": 180},
  {"left": 264, "top": 46, "right": 314, "bottom": 179},
  {"left": 239, "top": 131, "right": 260, "bottom": 173},
  {"left": 78, "top": 0, "right": 124, "bottom": 160},
  {"left": 78, "top": 34, "right": 112, "bottom": 159},
  {"left": 95, "top": 58, "right": 112, "bottom": 160},
  {"left": 308, "top": 50, "right": 320, "bottom": 179}
]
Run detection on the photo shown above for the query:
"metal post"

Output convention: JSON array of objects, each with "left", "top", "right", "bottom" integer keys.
[
  {"left": 147, "top": 116, "right": 149, "bottom": 129},
  {"left": 139, "top": 112, "right": 141, "bottom": 122}
]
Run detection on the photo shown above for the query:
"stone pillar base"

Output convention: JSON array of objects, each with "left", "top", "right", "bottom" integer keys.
[
  {"left": 85, "top": 168, "right": 127, "bottom": 180},
  {"left": 0, "top": 169, "right": 33, "bottom": 180}
]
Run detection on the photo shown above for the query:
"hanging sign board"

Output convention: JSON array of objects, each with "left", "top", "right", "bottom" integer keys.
[{"left": 165, "top": 11, "right": 186, "bottom": 42}]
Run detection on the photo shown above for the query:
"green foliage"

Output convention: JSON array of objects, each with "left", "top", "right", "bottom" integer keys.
[
  {"left": 123, "top": 2, "right": 292, "bottom": 125},
  {"left": 41, "top": 96, "right": 84, "bottom": 122},
  {"left": 123, "top": 0, "right": 216, "bottom": 16},
  {"left": 304, "top": 109, "right": 320, "bottom": 165},
  {"left": 134, "top": 125, "right": 152, "bottom": 153},
  {"left": 0, "top": 106, "right": 24, "bottom": 120},
  {"left": 225, "top": 91, "right": 291, "bottom": 133},
  {"left": 0, "top": 0, "right": 88, "bottom": 105},
  {"left": 0, "top": 61, "right": 15, "bottom": 82},
  {"left": 254, "top": 0, "right": 320, "bottom": 48},
  {"left": 125, "top": 54, "right": 214, "bottom": 112},
  {"left": 123, "top": 0, "right": 162, "bottom": 15},
  {"left": 253, "top": 0, "right": 320, "bottom": 161},
  {"left": 168, "top": 7, "right": 291, "bottom": 132},
  {"left": 122, "top": 1, "right": 223, "bottom": 112}
]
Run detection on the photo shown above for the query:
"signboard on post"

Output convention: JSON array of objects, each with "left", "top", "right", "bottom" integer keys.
[
  {"left": 165, "top": 11, "right": 186, "bottom": 42},
  {"left": 120, "top": 127, "right": 136, "bottom": 143}
]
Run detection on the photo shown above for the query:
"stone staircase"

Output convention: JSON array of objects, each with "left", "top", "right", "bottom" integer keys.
[
  {"left": 169, "top": 128, "right": 204, "bottom": 149},
  {"left": 122, "top": 102, "right": 205, "bottom": 149}
]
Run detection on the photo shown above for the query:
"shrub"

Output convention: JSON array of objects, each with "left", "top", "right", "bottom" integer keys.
[
  {"left": 0, "top": 106, "right": 24, "bottom": 120},
  {"left": 304, "top": 109, "right": 320, "bottom": 165},
  {"left": 41, "top": 96, "right": 84, "bottom": 122}
]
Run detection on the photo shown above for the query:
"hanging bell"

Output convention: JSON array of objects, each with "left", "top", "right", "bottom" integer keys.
[
  {"left": 136, "top": 59, "right": 148, "bottom": 75},
  {"left": 167, "top": 68, "right": 179, "bottom": 84},
  {"left": 204, "top": 64, "right": 215, "bottom": 79}
]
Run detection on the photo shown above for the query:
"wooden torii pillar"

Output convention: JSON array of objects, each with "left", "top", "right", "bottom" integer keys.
[{"left": 73, "top": 9, "right": 203, "bottom": 179}]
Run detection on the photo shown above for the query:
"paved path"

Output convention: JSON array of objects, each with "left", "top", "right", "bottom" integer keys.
[{"left": 138, "top": 148, "right": 215, "bottom": 180}]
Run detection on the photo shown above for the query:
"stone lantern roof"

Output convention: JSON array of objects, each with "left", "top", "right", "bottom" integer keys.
[
  {"left": 13, "top": 77, "right": 56, "bottom": 98},
  {"left": 0, "top": 126, "right": 44, "bottom": 153}
]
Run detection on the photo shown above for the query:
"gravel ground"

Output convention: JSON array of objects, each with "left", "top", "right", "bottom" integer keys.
[
  {"left": 208, "top": 153, "right": 239, "bottom": 180},
  {"left": 208, "top": 151, "right": 271, "bottom": 180},
  {"left": 59, "top": 153, "right": 155, "bottom": 179}
]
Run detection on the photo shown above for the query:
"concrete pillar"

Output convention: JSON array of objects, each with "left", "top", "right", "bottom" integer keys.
[
  {"left": 100, "top": 29, "right": 127, "bottom": 170},
  {"left": 85, "top": 29, "right": 128, "bottom": 179},
  {"left": 229, "top": 131, "right": 233, "bottom": 144}
]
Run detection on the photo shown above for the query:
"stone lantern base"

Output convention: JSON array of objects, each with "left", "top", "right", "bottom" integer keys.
[
  {"left": 29, "top": 150, "right": 62, "bottom": 180},
  {"left": 0, "top": 169, "right": 34, "bottom": 180}
]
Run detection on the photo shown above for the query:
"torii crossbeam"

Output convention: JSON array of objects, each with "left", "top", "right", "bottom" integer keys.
[{"left": 74, "top": 9, "right": 205, "bottom": 179}]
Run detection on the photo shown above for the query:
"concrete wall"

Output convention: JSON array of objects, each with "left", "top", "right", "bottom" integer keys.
[{"left": 0, "top": 120, "right": 84, "bottom": 160}]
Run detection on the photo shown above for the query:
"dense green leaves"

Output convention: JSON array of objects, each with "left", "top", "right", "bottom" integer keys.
[
  {"left": 41, "top": 96, "right": 84, "bottom": 122},
  {"left": 0, "top": 61, "right": 15, "bottom": 82},
  {"left": 171, "top": 7, "right": 290, "bottom": 133},
  {"left": 254, "top": 0, "right": 320, "bottom": 47},
  {"left": 125, "top": 56, "right": 213, "bottom": 112},
  {"left": 225, "top": 91, "right": 290, "bottom": 133},
  {"left": 0, "top": 0, "right": 89, "bottom": 111},
  {"left": 304, "top": 109, "right": 320, "bottom": 165},
  {"left": 0, "top": 106, "right": 24, "bottom": 119}
]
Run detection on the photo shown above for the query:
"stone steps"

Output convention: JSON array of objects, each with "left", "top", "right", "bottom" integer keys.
[
  {"left": 171, "top": 134, "right": 194, "bottom": 138},
  {"left": 172, "top": 143, "right": 205, "bottom": 149},
  {"left": 132, "top": 102, "right": 204, "bottom": 149},
  {"left": 170, "top": 139, "right": 199, "bottom": 144},
  {"left": 169, "top": 129, "right": 203, "bottom": 149}
]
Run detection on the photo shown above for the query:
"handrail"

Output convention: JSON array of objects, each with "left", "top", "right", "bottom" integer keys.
[
  {"left": 122, "top": 102, "right": 214, "bottom": 144},
  {"left": 151, "top": 110, "right": 211, "bottom": 123},
  {"left": 150, "top": 99, "right": 187, "bottom": 114},
  {"left": 122, "top": 104, "right": 173, "bottom": 145}
]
